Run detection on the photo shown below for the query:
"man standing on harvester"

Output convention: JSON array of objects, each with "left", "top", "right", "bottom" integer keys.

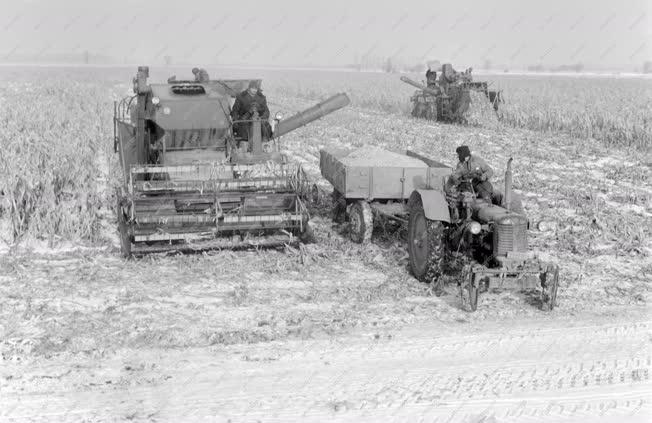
[
  {"left": 231, "top": 80, "right": 272, "bottom": 141},
  {"left": 192, "top": 67, "right": 210, "bottom": 82},
  {"left": 451, "top": 145, "right": 494, "bottom": 200}
]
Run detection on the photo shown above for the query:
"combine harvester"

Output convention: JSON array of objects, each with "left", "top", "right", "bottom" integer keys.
[
  {"left": 113, "top": 66, "right": 349, "bottom": 256},
  {"left": 401, "top": 63, "right": 502, "bottom": 123}
]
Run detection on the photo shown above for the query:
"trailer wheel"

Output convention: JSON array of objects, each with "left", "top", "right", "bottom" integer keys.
[
  {"left": 408, "top": 200, "right": 445, "bottom": 293},
  {"left": 348, "top": 200, "right": 373, "bottom": 243},
  {"left": 541, "top": 266, "right": 559, "bottom": 311},
  {"left": 117, "top": 197, "right": 132, "bottom": 259}
]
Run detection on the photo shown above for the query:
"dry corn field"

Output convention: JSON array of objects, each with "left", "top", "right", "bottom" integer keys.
[{"left": 0, "top": 65, "right": 650, "bottom": 422}]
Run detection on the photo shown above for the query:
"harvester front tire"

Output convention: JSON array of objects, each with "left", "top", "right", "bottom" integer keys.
[
  {"left": 408, "top": 200, "right": 445, "bottom": 293},
  {"left": 348, "top": 200, "right": 373, "bottom": 243}
]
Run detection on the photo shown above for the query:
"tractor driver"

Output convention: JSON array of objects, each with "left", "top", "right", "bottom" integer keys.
[
  {"left": 449, "top": 145, "right": 494, "bottom": 200},
  {"left": 231, "top": 80, "right": 272, "bottom": 140}
]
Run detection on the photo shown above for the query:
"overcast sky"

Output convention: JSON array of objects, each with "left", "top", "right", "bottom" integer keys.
[{"left": 1, "top": 0, "right": 650, "bottom": 69}]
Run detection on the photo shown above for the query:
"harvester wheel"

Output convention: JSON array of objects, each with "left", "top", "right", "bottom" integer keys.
[
  {"left": 116, "top": 198, "right": 132, "bottom": 258},
  {"left": 348, "top": 200, "right": 373, "bottom": 243},
  {"left": 408, "top": 199, "right": 445, "bottom": 293},
  {"left": 541, "top": 266, "right": 559, "bottom": 311}
]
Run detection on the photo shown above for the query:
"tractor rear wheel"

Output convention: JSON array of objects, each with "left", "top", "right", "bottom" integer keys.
[
  {"left": 348, "top": 200, "right": 373, "bottom": 243},
  {"left": 408, "top": 199, "right": 446, "bottom": 293}
]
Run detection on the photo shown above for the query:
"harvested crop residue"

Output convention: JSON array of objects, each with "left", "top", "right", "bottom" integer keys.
[
  {"left": 340, "top": 145, "right": 427, "bottom": 167},
  {"left": 466, "top": 89, "right": 500, "bottom": 128}
]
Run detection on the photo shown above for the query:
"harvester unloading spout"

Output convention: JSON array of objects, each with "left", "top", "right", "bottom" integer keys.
[
  {"left": 113, "top": 66, "right": 350, "bottom": 257},
  {"left": 274, "top": 93, "right": 350, "bottom": 138},
  {"left": 400, "top": 76, "right": 441, "bottom": 96}
]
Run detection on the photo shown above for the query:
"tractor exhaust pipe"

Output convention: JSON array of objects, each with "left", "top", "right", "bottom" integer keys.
[{"left": 504, "top": 158, "right": 513, "bottom": 211}]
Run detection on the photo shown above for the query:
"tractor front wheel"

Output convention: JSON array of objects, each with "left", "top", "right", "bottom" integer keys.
[
  {"left": 408, "top": 199, "right": 446, "bottom": 293},
  {"left": 348, "top": 200, "right": 373, "bottom": 243}
]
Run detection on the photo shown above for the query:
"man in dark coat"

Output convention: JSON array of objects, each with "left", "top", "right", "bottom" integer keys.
[
  {"left": 450, "top": 145, "right": 494, "bottom": 200},
  {"left": 230, "top": 81, "right": 272, "bottom": 140}
]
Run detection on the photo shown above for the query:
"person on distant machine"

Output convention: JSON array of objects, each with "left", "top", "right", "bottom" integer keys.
[
  {"left": 191, "top": 67, "right": 210, "bottom": 82},
  {"left": 425, "top": 66, "right": 438, "bottom": 88},
  {"left": 230, "top": 80, "right": 272, "bottom": 140},
  {"left": 449, "top": 145, "right": 494, "bottom": 200}
]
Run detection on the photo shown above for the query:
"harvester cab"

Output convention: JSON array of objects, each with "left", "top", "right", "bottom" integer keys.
[{"left": 113, "top": 66, "right": 350, "bottom": 256}]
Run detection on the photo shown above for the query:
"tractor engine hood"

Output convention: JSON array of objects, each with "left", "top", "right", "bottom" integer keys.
[{"left": 473, "top": 202, "right": 515, "bottom": 224}]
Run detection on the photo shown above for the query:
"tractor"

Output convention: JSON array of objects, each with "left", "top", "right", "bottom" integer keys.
[
  {"left": 113, "top": 66, "right": 349, "bottom": 256},
  {"left": 318, "top": 143, "right": 558, "bottom": 312},
  {"left": 407, "top": 158, "right": 559, "bottom": 312}
]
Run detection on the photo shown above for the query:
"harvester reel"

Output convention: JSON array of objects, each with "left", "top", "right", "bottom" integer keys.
[
  {"left": 540, "top": 265, "right": 560, "bottom": 311},
  {"left": 348, "top": 200, "right": 373, "bottom": 243},
  {"left": 408, "top": 199, "right": 446, "bottom": 295}
]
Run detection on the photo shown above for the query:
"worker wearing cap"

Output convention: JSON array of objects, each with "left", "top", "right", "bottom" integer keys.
[
  {"left": 425, "top": 66, "right": 438, "bottom": 88},
  {"left": 192, "top": 67, "right": 210, "bottom": 82},
  {"left": 450, "top": 145, "right": 494, "bottom": 200},
  {"left": 231, "top": 81, "right": 271, "bottom": 140}
]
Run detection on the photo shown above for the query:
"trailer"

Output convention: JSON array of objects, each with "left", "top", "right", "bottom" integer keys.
[{"left": 319, "top": 147, "right": 452, "bottom": 243}]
